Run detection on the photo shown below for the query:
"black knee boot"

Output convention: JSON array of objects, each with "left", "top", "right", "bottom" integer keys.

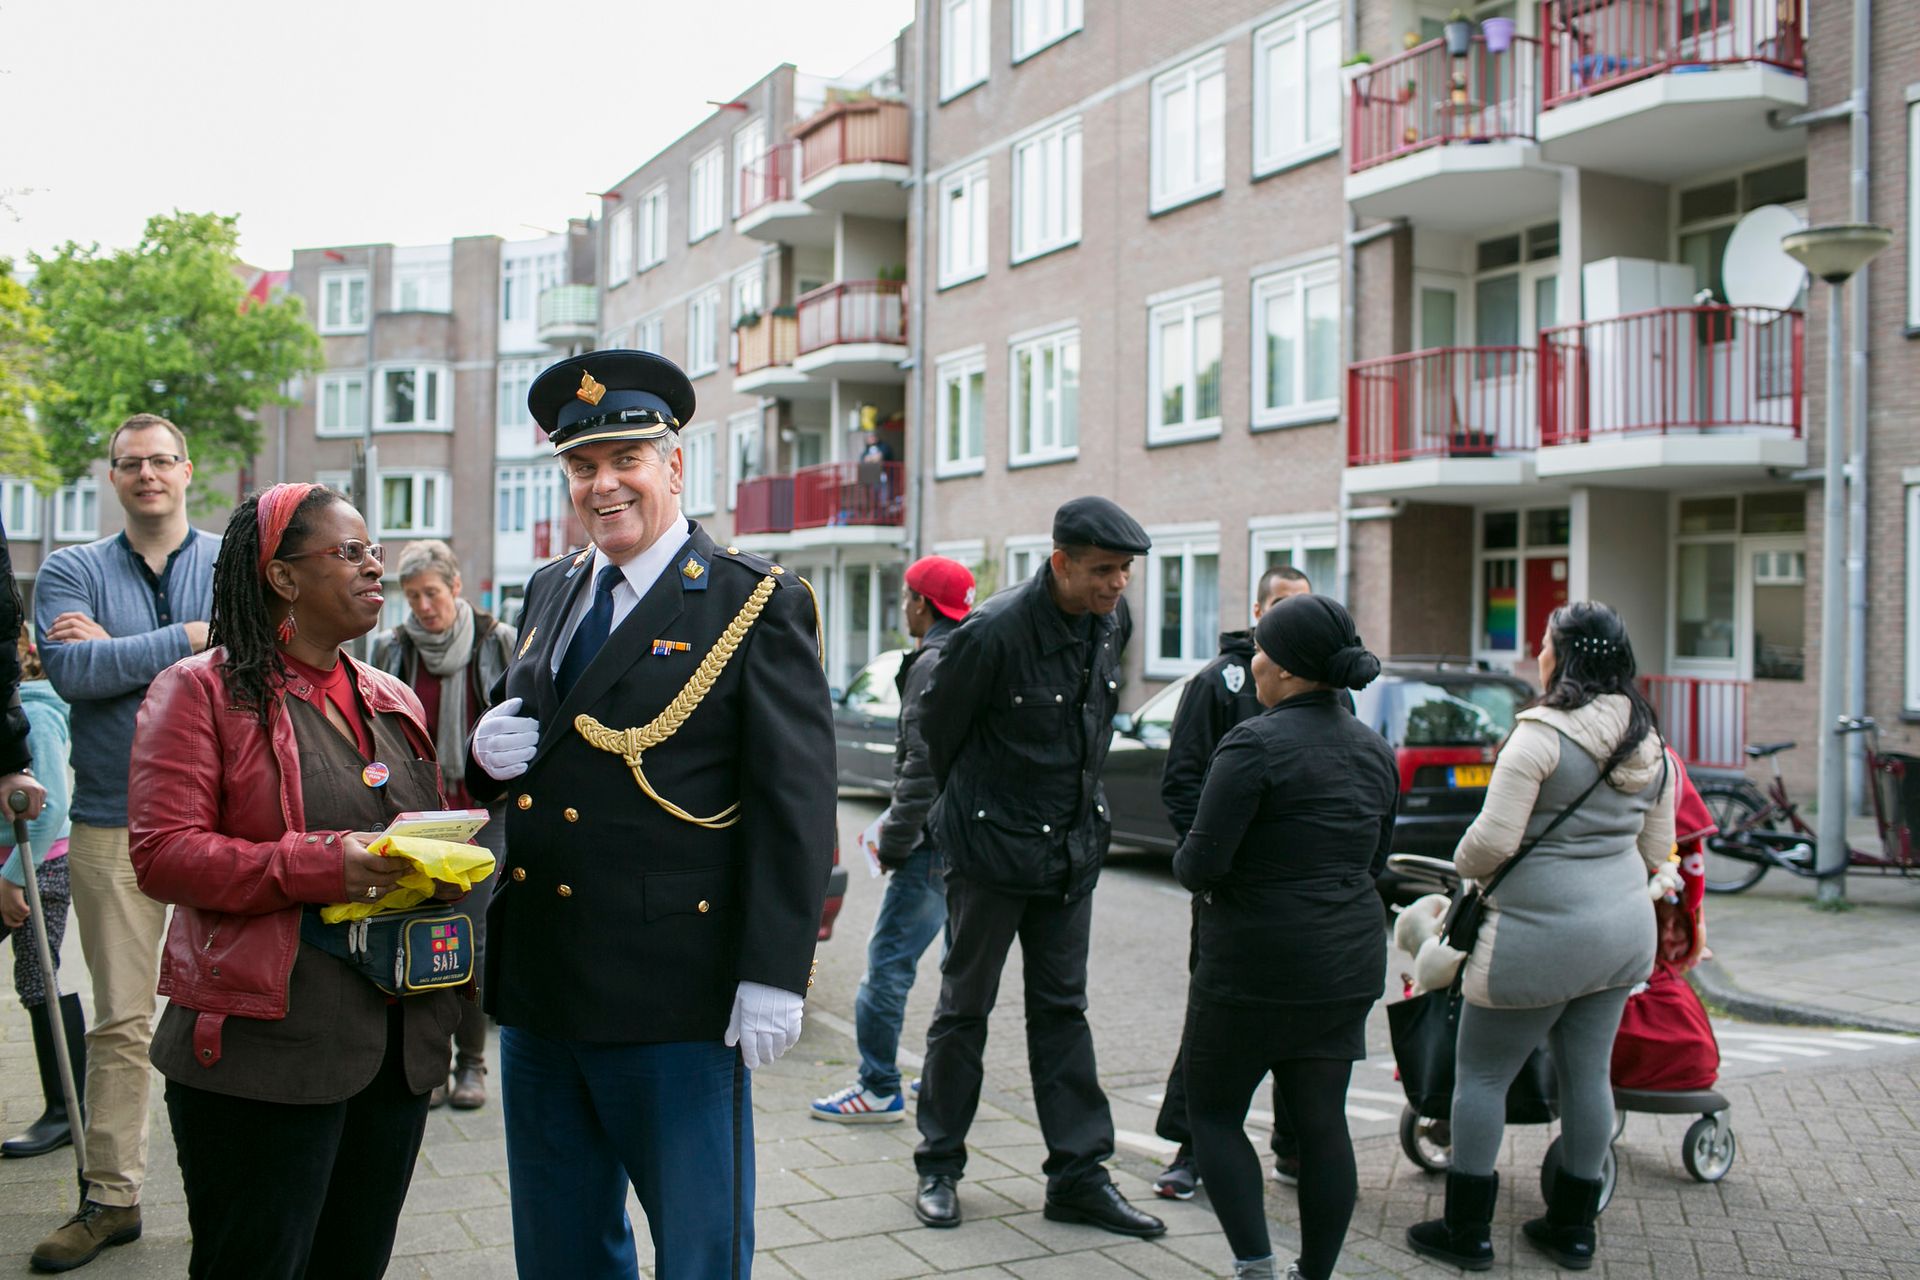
[
  {"left": 1523, "top": 1167, "right": 1603, "bottom": 1269},
  {"left": 1406, "top": 1170, "right": 1498, "bottom": 1271},
  {"left": 3, "top": 993, "right": 86, "bottom": 1158}
]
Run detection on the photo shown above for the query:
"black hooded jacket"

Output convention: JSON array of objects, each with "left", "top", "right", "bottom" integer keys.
[{"left": 1160, "top": 631, "right": 1262, "bottom": 842}]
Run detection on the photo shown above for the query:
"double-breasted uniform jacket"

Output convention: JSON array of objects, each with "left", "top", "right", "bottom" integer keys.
[{"left": 464, "top": 520, "right": 836, "bottom": 1044}]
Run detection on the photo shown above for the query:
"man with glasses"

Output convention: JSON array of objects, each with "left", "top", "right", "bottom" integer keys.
[{"left": 29, "top": 414, "right": 219, "bottom": 1272}]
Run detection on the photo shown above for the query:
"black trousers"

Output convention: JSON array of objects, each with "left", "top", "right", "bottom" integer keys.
[
  {"left": 914, "top": 876, "right": 1114, "bottom": 1194},
  {"left": 166, "top": 1003, "right": 431, "bottom": 1280}
]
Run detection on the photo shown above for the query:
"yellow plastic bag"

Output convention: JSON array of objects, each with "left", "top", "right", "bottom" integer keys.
[{"left": 319, "top": 834, "right": 497, "bottom": 924}]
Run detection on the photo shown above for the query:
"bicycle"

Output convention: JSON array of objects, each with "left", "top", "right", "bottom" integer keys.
[{"left": 1694, "top": 718, "right": 1918, "bottom": 894}]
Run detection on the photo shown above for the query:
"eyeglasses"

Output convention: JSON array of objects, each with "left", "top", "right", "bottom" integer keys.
[
  {"left": 279, "top": 540, "right": 385, "bottom": 567},
  {"left": 110, "top": 454, "right": 186, "bottom": 476}
]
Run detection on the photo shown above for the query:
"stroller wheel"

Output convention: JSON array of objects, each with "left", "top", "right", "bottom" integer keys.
[
  {"left": 1541, "top": 1135, "right": 1618, "bottom": 1212},
  {"left": 1682, "top": 1114, "right": 1736, "bottom": 1182},
  {"left": 1399, "top": 1104, "right": 1453, "bottom": 1173}
]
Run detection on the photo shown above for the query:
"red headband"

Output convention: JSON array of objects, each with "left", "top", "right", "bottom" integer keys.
[{"left": 255, "top": 482, "right": 318, "bottom": 575}]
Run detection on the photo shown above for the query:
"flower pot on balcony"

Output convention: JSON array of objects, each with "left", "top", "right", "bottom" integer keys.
[
  {"left": 1481, "top": 17, "right": 1515, "bottom": 53},
  {"left": 1449, "top": 431, "right": 1495, "bottom": 457},
  {"left": 1444, "top": 18, "right": 1474, "bottom": 58}
]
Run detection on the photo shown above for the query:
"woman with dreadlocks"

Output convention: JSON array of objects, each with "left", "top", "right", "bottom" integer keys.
[{"left": 127, "top": 483, "right": 467, "bottom": 1280}]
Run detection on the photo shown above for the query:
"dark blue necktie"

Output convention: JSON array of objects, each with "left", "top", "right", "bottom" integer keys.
[{"left": 555, "top": 565, "right": 623, "bottom": 701}]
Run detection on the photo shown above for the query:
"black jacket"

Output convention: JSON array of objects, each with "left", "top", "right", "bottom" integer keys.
[
  {"left": 1160, "top": 631, "right": 1262, "bottom": 841},
  {"left": 466, "top": 523, "right": 836, "bottom": 1043},
  {"left": 874, "top": 615, "right": 956, "bottom": 867},
  {"left": 923, "top": 566, "right": 1130, "bottom": 901},
  {"left": 1173, "top": 690, "right": 1399, "bottom": 1008},
  {"left": 0, "top": 521, "right": 29, "bottom": 775}
]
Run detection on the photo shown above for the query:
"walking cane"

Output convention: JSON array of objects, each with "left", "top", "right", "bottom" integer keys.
[{"left": 10, "top": 788, "right": 87, "bottom": 1198}]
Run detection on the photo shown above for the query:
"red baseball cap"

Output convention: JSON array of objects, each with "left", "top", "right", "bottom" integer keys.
[{"left": 905, "top": 555, "right": 975, "bottom": 621}]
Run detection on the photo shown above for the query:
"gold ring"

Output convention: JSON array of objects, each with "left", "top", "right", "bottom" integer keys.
[{"left": 366, "top": 886, "right": 377, "bottom": 899}]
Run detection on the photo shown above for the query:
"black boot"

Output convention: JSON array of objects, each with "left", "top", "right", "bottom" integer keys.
[
  {"left": 1406, "top": 1170, "right": 1498, "bottom": 1271},
  {"left": 1522, "top": 1167, "right": 1603, "bottom": 1269},
  {"left": 4, "top": 993, "right": 86, "bottom": 1159}
]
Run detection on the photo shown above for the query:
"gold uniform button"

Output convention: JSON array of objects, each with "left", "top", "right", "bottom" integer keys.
[
  {"left": 564, "top": 807, "right": 579, "bottom": 823},
  {"left": 726, "top": 545, "right": 740, "bottom": 555},
  {"left": 557, "top": 884, "right": 573, "bottom": 898},
  {"left": 697, "top": 900, "right": 711, "bottom": 913},
  {"left": 770, "top": 565, "right": 786, "bottom": 575},
  {"left": 517, "top": 794, "right": 533, "bottom": 810},
  {"left": 510, "top": 867, "right": 527, "bottom": 882}
]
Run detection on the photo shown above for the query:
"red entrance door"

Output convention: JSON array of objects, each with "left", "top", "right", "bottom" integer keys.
[{"left": 1523, "top": 556, "right": 1570, "bottom": 657}]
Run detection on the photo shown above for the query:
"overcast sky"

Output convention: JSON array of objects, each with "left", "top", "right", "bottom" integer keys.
[{"left": 0, "top": 0, "right": 914, "bottom": 267}]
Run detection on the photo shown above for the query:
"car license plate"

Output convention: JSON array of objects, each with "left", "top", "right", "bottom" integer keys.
[{"left": 1449, "top": 765, "right": 1492, "bottom": 789}]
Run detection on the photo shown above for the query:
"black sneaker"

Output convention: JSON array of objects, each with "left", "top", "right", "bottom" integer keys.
[{"left": 1154, "top": 1147, "right": 1200, "bottom": 1200}]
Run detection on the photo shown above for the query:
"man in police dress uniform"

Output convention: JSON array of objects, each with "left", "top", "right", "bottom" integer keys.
[{"left": 464, "top": 350, "right": 836, "bottom": 1280}]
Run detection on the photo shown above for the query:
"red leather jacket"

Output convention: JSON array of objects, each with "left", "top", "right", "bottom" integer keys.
[{"left": 129, "top": 649, "right": 436, "bottom": 1063}]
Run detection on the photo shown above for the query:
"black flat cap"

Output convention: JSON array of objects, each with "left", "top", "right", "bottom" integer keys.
[
  {"left": 1052, "top": 496, "right": 1151, "bottom": 554},
  {"left": 527, "top": 350, "right": 697, "bottom": 453}
]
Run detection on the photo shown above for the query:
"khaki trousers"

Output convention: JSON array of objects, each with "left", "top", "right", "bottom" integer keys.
[{"left": 67, "top": 822, "right": 168, "bottom": 1207}]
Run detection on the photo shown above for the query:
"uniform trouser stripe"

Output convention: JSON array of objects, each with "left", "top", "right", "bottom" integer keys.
[{"left": 731, "top": 1054, "right": 745, "bottom": 1280}]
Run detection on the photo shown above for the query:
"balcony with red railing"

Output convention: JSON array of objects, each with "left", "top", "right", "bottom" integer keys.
[
  {"left": 1346, "top": 347, "right": 1541, "bottom": 499},
  {"left": 734, "top": 142, "right": 836, "bottom": 246},
  {"left": 1535, "top": 0, "right": 1807, "bottom": 182},
  {"left": 737, "top": 142, "right": 796, "bottom": 219},
  {"left": 792, "top": 97, "right": 911, "bottom": 216},
  {"left": 793, "top": 280, "right": 908, "bottom": 381},
  {"left": 793, "top": 461, "right": 905, "bottom": 531},
  {"left": 733, "top": 475, "right": 795, "bottom": 536},
  {"left": 733, "top": 310, "right": 814, "bottom": 397},
  {"left": 1641, "top": 674, "right": 1748, "bottom": 771}
]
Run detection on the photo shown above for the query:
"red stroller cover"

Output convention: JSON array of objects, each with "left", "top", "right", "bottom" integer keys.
[{"left": 1612, "top": 963, "right": 1720, "bottom": 1091}]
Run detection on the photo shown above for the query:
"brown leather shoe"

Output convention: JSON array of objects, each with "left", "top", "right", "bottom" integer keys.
[
  {"left": 428, "top": 1081, "right": 450, "bottom": 1109},
  {"left": 450, "top": 1061, "right": 488, "bottom": 1110},
  {"left": 31, "top": 1200, "right": 141, "bottom": 1272}
]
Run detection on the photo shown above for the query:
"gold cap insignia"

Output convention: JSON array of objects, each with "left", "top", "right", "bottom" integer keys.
[
  {"left": 682, "top": 558, "right": 705, "bottom": 580},
  {"left": 576, "top": 371, "right": 607, "bottom": 406}
]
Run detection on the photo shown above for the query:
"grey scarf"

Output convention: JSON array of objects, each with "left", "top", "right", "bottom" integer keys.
[{"left": 402, "top": 598, "right": 476, "bottom": 787}]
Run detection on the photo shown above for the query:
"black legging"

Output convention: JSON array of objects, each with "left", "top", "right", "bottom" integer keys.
[{"left": 1184, "top": 1004, "right": 1361, "bottom": 1279}]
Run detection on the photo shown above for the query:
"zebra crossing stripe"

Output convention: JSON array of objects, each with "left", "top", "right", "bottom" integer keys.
[
  {"left": 1834, "top": 1031, "right": 1918, "bottom": 1046},
  {"left": 1717, "top": 1031, "right": 1870, "bottom": 1051}
]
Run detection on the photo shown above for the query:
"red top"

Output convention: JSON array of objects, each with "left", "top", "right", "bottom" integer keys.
[
  {"left": 281, "top": 651, "right": 373, "bottom": 759},
  {"left": 407, "top": 667, "right": 474, "bottom": 808}
]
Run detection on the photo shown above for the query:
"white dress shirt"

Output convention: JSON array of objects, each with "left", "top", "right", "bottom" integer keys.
[{"left": 550, "top": 514, "right": 692, "bottom": 674}]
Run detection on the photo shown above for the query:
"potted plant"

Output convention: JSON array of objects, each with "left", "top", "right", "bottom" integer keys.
[
  {"left": 1342, "top": 51, "right": 1373, "bottom": 86},
  {"left": 1481, "top": 15, "right": 1515, "bottom": 53},
  {"left": 1444, "top": 10, "right": 1475, "bottom": 57},
  {"left": 734, "top": 309, "right": 763, "bottom": 331},
  {"left": 1400, "top": 77, "right": 1418, "bottom": 103}
]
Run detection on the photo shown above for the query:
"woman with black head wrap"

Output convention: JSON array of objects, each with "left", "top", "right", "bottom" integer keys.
[{"left": 1172, "top": 595, "right": 1399, "bottom": 1280}]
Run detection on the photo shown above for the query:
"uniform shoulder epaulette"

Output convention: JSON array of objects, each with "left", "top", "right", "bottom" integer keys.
[{"left": 711, "top": 543, "right": 788, "bottom": 578}]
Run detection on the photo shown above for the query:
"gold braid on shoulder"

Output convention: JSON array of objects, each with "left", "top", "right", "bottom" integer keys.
[{"left": 573, "top": 575, "right": 777, "bottom": 829}]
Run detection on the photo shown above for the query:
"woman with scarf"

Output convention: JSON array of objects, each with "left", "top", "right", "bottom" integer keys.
[
  {"left": 1172, "top": 595, "right": 1399, "bottom": 1280},
  {"left": 373, "top": 539, "right": 515, "bottom": 1110}
]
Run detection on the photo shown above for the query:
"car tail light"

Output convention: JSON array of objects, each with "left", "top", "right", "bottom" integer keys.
[{"left": 1396, "top": 747, "right": 1495, "bottom": 793}]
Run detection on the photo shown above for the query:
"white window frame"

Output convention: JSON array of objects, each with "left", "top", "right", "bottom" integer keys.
[
  {"left": 316, "top": 470, "right": 353, "bottom": 499},
  {"left": 1003, "top": 534, "right": 1052, "bottom": 593},
  {"left": 378, "top": 470, "right": 451, "bottom": 538},
  {"left": 638, "top": 184, "right": 669, "bottom": 271},
  {"left": 318, "top": 270, "right": 368, "bottom": 334},
  {"left": 726, "top": 411, "right": 760, "bottom": 511},
  {"left": 935, "top": 347, "right": 987, "bottom": 477},
  {"left": 1249, "top": 515, "right": 1341, "bottom": 606},
  {"left": 634, "top": 314, "right": 664, "bottom": 354},
  {"left": 1011, "top": 117, "right": 1082, "bottom": 263},
  {"left": 54, "top": 478, "right": 98, "bottom": 542},
  {"left": 1908, "top": 476, "right": 1920, "bottom": 709},
  {"left": 688, "top": 146, "right": 724, "bottom": 244},
  {"left": 1148, "top": 287, "right": 1224, "bottom": 444},
  {"left": 1013, "top": 0, "right": 1082, "bottom": 62},
  {"left": 1252, "top": 258, "right": 1342, "bottom": 428},
  {"left": 1253, "top": 0, "right": 1343, "bottom": 178},
  {"left": 732, "top": 118, "right": 767, "bottom": 218},
  {"left": 316, "top": 370, "right": 368, "bottom": 438},
  {"left": 686, "top": 289, "right": 720, "bottom": 377},
  {"left": 1150, "top": 50, "right": 1226, "bottom": 214},
  {"left": 681, "top": 423, "right": 718, "bottom": 517},
  {"left": 606, "top": 206, "right": 635, "bottom": 285},
  {"left": 730, "top": 266, "right": 766, "bottom": 367},
  {"left": 1144, "top": 526, "right": 1224, "bottom": 680},
  {"left": 939, "top": 162, "right": 990, "bottom": 288},
  {"left": 941, "top": 0, "right": 990, "bottom": 101},
  {"left": 374, "top": 363, "right": 451, "bottom": 433},
  {"left": 390, "top": 260, "right": 451, "bottom": 314},
  {"left": 1008, "top": 325, "right": 1080, "bottom": 467},
  {"left": 496, "top": 358, "right": 538, "bottom": 439},
  {"left": 1908, "top": 95, "right": 1919, "bottom": 331}
]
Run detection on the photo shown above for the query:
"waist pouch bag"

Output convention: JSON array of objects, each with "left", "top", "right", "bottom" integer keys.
[
  {"left": 301, "top": 906, "right": 474, "bottom": 996},
  {"left": 1388, "top": 986, "right": 1558, "bottom": 1124}
]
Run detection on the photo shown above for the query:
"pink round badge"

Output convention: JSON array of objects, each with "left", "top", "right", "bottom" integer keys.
[{"left": 361, "top": 762, "right": 390, "bottom": 788}]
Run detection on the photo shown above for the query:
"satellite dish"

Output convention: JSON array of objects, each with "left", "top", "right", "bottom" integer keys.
[{"left": 1723, "top": 204, "right": 1808, "bottom": 320}]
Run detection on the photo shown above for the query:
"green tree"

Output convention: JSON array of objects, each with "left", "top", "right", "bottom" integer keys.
[
  {"left": 31, "top": 211, "right": 322, "bottom": 482},
  {"left": 0, "top": 259, "right": 60, "bottom": 493}
]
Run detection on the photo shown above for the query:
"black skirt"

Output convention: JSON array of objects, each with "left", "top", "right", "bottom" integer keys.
[{"left": 1184, "top": 992, "right": 1375, "bottom": 1063}]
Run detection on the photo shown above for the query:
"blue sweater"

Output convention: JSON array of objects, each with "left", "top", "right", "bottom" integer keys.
[
  {"left": 35, "top": 529, "right": 220, "bottom": 826},
  {"left": 0, "top": 682, "right": 73, "bottom": 884}
]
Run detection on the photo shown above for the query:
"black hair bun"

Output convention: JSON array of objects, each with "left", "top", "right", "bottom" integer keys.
[{"left": 1326, "top": 645, "right": 1381, "bottom": 690}]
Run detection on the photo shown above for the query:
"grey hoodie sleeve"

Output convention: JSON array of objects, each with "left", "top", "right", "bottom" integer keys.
[{"left": 876, "top": 643, "right": 942, "bottom": 865}]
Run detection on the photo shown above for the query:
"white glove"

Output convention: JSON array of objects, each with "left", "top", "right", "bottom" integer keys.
[
  {"left": 473, "top": 697, "right": 541, "bottom": 781},
  {"left": 725, "top": 980, "right": 804, "bottom": 1070}
]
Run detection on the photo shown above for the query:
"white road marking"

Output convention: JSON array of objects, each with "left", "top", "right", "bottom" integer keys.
[
  {"left": 1835, "top": 1031, "right": 1919, "bottom": 1046},
  {"left": 1347, "top": 1087, "right": 1411, "bottom": 1106},
  {"left": 1717, "top": 1031, "right": 1869, "bottom": 1051},
  {"left": 1726, "top": 1042, "right": 1827, "bottom": 1057},
  {"left": 1115, "top": 1129, "right": 1181, "bottom": 1159},
  {"left": 1720, "top": 1049, "right": 1783, "bottom": 1063},
  {"left": 1143, "top": 1090, "right": 1396, "bottom": 1125}
]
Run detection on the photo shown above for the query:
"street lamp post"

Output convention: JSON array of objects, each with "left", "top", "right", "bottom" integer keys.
[{"left": 1780, "top": 223, "right": 1892, "bottom": 906}]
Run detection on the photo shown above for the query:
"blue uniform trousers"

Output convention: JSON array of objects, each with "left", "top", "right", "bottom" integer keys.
[{"left": 501, "top": 1028, "right": 753, "bottom": 1279}]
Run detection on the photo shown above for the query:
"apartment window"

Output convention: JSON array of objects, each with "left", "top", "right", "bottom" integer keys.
[
  {"left": 634, "top": 314, "right": 663, "bottom": 354},
  {"left": 1013, "top": 0, "right": 1081, "bottom": 61},
  {"left": 1009, "top": 327, "right": 1079, "bottom": 465},
  {"left": 316, "top": 471, "right": 353, "bottom": 499},
  {"left": 689, "top": 147, "right": 724, "bottom": 243},
  {"left": 1250, "top": 518, "right": 1340, "bottom": 605},
  {"left": 727, "top": 411, "right": 759, "bottom": 511},
  {"left": 54, "top": 479, "right": 98, "bottom": 541},
  {"left": 942, "top": 0, "right": 989, "bottom": 100},
  {"left": 1148, "top": 290, "right": 1222, "bottom": 444},
  {"left": 319, "top": 270, "right": 368, "bottom": 334},
  {"left": 1003, "top": 535, "right": 1051, "bottom": 592},
  {"left": 1150, "top": 51, "right": 1225, "bottom": 213},
  {"left": 379, "top": 471, "right": 449, "bottom": 537},
  {"left": 1254, "top": 259, "right": 1340, "bottom": 426},
  {"left": 1909, "top": 482, "right": 1920, "bottom": 708},
  {"left": 495, "top": 465, "right": 561, "bottom": 539},
  {"left": 1253, "top": 1, "right": 1342, "bottom": 176},
  {"left": 939, "top": 162, "right": 990, "bottom": 288},
  {"left": 680, "top": 424, "right": 717, "bottom": 516},
  {"left": 687, "top": 289, "right": 720, "bottom": 376},
  {"left": 638, "top": 184, "right": 668, "bottom": 270},
  {"left": 733, "top": 119, "right": 767, "bottom": 217},
  {"left": 606, "top": 206, "right": 635, "bottom": 284},
  {"left": 500, "top": 250, "right": 564, "bottom": 324},
  {"left": 496, "top": 359, "right": 538, "bottom": 428},
  {"left": 376, "top": 364, "right": 449, "bottom": 432},
  {"left": 1147, "top": 530, "right": 1222, "bottom": 678},
  {"left": 1477, "top": 505, "right": 1571, "bottom": 656},
  {"left": 1673, "top": 492, "right": 1806, "bottom": 679},
  {"left": 391, "top": 257, "right": 451, "bottom": 313},
  {"left": 0, "top": 480, "right": 36, "bottom": 538},
  {"left": 936, "top": 350, "right": 987, "bottom": 476},
  {"left": 732, "top": 266, "right": 765, "bottom": 325},
  {"left": 316, "top": 371, "right": 368, "bottom": 437},
  {"left": 1910, "top": 100, "right": 1919, "bottom": 329},
  {"left": 1012, "top": 118, "right": 1082, "bottom": 262}
]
